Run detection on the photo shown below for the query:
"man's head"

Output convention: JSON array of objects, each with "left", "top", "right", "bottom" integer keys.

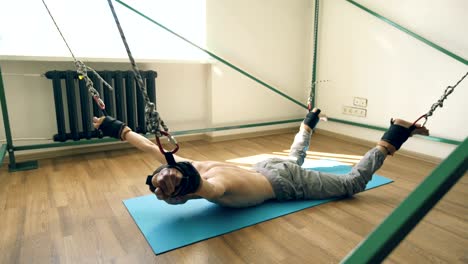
[{"left": 146, "top": 162, "right": 201, "bottom": 197}]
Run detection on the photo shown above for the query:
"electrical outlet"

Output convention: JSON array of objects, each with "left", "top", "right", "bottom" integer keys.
[
  {"left": 343, "top": 106, "right": 367, "bottom": 117},
  {"left": 353, "top": 97, "right": 368, "bottom": 108}
]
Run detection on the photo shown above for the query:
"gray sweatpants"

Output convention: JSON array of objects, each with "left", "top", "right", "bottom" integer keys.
[{"left": 253, "top": 128, "right": 386, "bottom": 200}]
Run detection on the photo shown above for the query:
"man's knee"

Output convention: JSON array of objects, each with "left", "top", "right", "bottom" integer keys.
[
  {"left": 341, "top": 175, "right": 367, "bottom": 195},
  {"left": 287, "top": 156, "right": 304, "bottom": 166}
]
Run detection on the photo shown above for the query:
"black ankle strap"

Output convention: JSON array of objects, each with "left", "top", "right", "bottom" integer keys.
[
  {"left": 381, "top": 120, "right": 416, "bottom": 151},
  {"left": 304, "top": 109, "right": 321, "bottom": 129}
]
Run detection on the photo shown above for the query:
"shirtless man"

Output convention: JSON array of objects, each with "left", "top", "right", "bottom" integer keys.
[{"left": 93, "top": 109, "right": 429, "bottom": 208}]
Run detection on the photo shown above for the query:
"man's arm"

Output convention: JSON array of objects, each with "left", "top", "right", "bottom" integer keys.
[
  {"left": 93, "top": 116, "right": 190, "bottom": 163},
  {"left": 124, "top": 129, "right": 191, "bottom": 163}
]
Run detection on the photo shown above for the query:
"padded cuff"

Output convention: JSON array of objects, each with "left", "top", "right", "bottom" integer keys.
[
  {"left": 380, "top": 120, "right": 416, "bottom": 153},
  {"left": 172, "top": 162, "right": 201, "bottom": 196},
  {"left": 304, "top": 109, "right": 321, "bottom": 129},
  {"left": 146, "top": 162, "right": 201, "bottom": 197},
  {"left": 146, "top": 175, "right": 156, "bottom": 192},
  {"left": 100, "top": 116, "right": 126, "bottom": 139}
]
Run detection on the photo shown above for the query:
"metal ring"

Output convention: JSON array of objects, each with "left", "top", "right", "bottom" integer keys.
[{"left": 155, "top": 131, "right": 180, "bottom": 154}]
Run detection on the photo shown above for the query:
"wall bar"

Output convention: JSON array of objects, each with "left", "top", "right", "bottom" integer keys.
[
  {"left": 341, "top": 137, "right": 468, "bottom": 263},
  {"left": 329, "top": 117, "right": 461, "bottom": 145},
  {"left": 13, "top": 118, "right": 303, "bottom": 151},
  {"left": 14, "top": 137, "right": 117, "bottom": 151},
  {"left": 0, "top": 66, "right": 16, "bottom": 167}
]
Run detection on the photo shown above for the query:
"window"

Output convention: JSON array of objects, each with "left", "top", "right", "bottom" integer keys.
[{"left": 0, "top": 0, "right": 207, "bottom": 60}]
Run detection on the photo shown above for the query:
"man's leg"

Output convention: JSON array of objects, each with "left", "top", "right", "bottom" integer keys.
[
  {"left": 288, "top": 108, "right": 321, "bottom": 166},
  {"left": 285, "top": 118, "right": 429, "bottom": 200}
]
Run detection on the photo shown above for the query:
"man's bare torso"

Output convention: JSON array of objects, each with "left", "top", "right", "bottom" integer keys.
[{"left": 192, "top": 161, "right": 276, "bottom": 207}]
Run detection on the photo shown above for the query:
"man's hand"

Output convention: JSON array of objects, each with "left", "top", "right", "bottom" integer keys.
[
  {"left": 93, "top": 116, "right": 131, "bottom": 140},
  {"left": 93, "top": 116, "right": 105, "bottom": 129},
  {"left": 152, "top": 167, "right": 183, "bottom": 199},
  {"left": 162, "top": 196, "right": 189, "bottom": 205}
]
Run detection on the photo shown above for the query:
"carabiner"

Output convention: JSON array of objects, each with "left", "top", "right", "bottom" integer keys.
[
  {"left": 412, "top": 114, "right": 428, "bottom": 127},
  {"left": 155, "top": 130, "right": 180, "bottom": 155},
  {"left": 93, "top": 96, "right": 106, "bottom": 110}
]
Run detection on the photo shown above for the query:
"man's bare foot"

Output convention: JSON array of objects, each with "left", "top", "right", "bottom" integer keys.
[{"left": 393, "top": 118, "right": 429, "bottom": 136}]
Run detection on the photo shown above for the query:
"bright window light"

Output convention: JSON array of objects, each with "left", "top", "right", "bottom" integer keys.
[{"left": 0, "top": 0, "right": 208, "bottom": 60}]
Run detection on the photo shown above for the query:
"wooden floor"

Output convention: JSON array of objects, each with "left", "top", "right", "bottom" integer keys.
[{"left": 0, "top": 132, "right": 466, "bottom": 263}]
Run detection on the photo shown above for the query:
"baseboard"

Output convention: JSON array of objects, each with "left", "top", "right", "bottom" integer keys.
[
  {"left": 2, "top": 128, "right": 297, "bottom": 164},
  {"left": 3, "top": 133, "right": 206, "bottom": 164},
  {"left": 315, "top": 129, "right": 442, "bottom": 164},
  {"left": 4, "top": 127, "right": 441, "bottom": 165}
]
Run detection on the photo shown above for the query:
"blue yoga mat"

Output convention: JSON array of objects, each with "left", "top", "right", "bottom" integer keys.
[{"left": 123, "top": 160, "right": 392, "bottom": 254}]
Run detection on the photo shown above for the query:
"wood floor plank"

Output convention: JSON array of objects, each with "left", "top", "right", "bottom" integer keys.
[{"left": 0, "top": 132, "right": 466, "bottom": 263}]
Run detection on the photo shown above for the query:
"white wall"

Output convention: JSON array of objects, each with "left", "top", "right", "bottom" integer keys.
[
  {"left": 206, "top": 0, "right": 314, "bottom": 133},
  {"left": 1, "top": 0, "right": 465, "bottom": 161},
  {"left": 316, "top": 0, "right": 468, "bottom": 159}
]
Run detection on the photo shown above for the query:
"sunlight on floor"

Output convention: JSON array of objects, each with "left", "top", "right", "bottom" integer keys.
[{"left": 225, "top": 150, "right": 363, "bottom": 167}]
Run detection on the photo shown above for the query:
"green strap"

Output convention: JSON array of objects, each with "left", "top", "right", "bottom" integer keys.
[
  {"left": 115, "top": 0, "right": 306, "bottom": 110},
  {"left": 328, "top": 118, "right": 461, "bottom": 145},
  {"left": 342, "top": 137, "right": 468, "bottom": 263},
  {"left": 345, "top": 0, "right": 467, "bottom": 65},
  {"left": 0, "top": 144, "right": 7, "bottom": 165},
  {"left": 172, "top": 118, "right": 303, "bottom": 136}
]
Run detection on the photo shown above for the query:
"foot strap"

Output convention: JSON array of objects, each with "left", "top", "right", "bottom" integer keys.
[
  {"left": 304, "top": 109, "right": 321, "bottom": 129},
  {"left": 379, "top": 119, "right": 416, "bottom": 155}
]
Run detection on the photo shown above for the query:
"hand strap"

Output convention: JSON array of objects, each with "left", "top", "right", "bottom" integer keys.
[
  {"left": 99, "top": 116, "right": 126, "bottom": 139},
  {"left": 145, "top": 162, "right": 201, "bottom": 197}
]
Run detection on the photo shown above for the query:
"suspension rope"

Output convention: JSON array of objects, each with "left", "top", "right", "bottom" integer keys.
[
  {"left": 308, "top": 0, "right": 320, "bottom": 112},
  {"left": 308, "top": 80, "right": 330, "bottom": 111},
  {"left": 106, "top": 0, "right": 168, "bottom": 135},
  {"left": 41, "top": 0, "right": 113, "bottom": 116},
  {"left": 106, "top": 0, "right": 178, "bottom": 155},
  {"left": 41, "top": 0, "right": 76, "bottom": 61},
  {"left": 413, "top": 71, "right": 468, "bottom": 126}
]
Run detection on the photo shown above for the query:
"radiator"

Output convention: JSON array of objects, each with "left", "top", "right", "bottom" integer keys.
[{"left": 45, "top": 70, "right": 157, "bottom": 142}]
